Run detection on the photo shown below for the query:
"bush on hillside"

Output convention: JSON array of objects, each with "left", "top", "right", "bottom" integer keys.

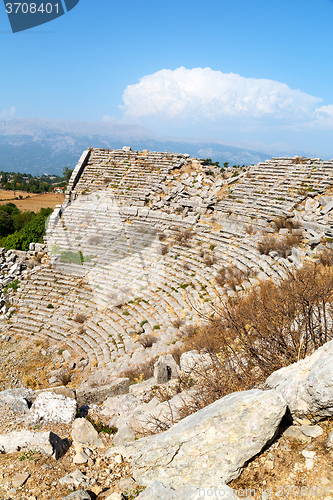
[
  {"left": 273, "top": 216, "right": 302, "bottom": 231},
  {"left": 257, "top": 233, "right": 302, "bottom": 258},
  {"left": 0, "top": 210, "right": 14, "bottom": 237},
  {"left": 174, "top": 261, "right": 333, "bottom": 419},
  {"left": 0, "top": 207, "right": 52, "bottom": 251}
]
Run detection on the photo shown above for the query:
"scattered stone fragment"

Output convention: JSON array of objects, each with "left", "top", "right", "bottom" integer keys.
[
  {"left": 299, "top": 424, "right": 323, "bottom": 438},
  {"left": 73, "top": 451, "right": 89, "bottom": 464},
  {"left": 59, "top": 470, "right": 88, "bottom": 488},
  {"left": 62, "top": 490, "right": 91, "bottom": 500},
  {"left": 12, "top": 472, "right": 30, "bottom": 488},
  {"left": 327, "top": 430, "right": 333, "bottom": 450},
  {"left": 283, "top": 426, "right": 311, "bottom": 443},
  {"left": 105, "top": 494, "right": 122, "bottom": 500},
  {"left": 72, "top": 417, "right": 103, "bottom": 447},
  {"left": 113, "top": 454, "right": 123, "bottom": 464}
]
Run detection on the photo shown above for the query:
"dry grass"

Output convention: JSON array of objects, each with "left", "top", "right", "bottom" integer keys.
[
  {"left": 257, "top": 233, "right": 302, "bottom": 258},
  {"left": 138, "top": 334, "right": 157, "bottom": 349},
  {"left": 160, "top": 244, "right": 169, "bottom": 256},
  {"left": 174, "top": 228, "right": 195, "bottom": 246},
  {"left": 74, "top": 313, "right": 87, "bottom": 324},
  {"left": 0, "top": 189, "right": 32, "bottom": 200},
  {"left": 170, "top": 345, "right": 184, "bottom": 365},
  {"left": 203, "top": 253, "right": 217, "bottom": 266},
  {"left": 215, "top": 265, "right": 254, "bottom": 289},
  {"left": 58, "top": 370, "right": 72, "bottom": 386},
  {"left": 158, "top": 232, "right": 167, "bottom": 241},
  {"left": 292, "top": 156, "right": 307, "bottom": 164},
  {"left": 23, "top": 374, "right": 40, "bottom": 389},
  {"left": 273, "top": 216, "right": 302, "bottom": 231},
  {"left": 180, "top": 324, "right": 198, "bottom": 340},
  {"left": 121, "top": 359, "right": 157, "bottom": 383},
  {"left": 174, "top": 261, "right": 333, "bottom": 419},
  {"left": 245, "top": 224, "right": 256, "bottom": 235},
  {"left": 172, "top": 317, "right": 184, "bottom": 329},
  {"left": 0, "top": 193, "right": 65, "bottom": 212},
  {"left": 317, "top": 248, "right": 333, "bottom": 267}
]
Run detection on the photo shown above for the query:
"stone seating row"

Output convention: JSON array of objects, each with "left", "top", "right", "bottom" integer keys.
[
  {"left": 73, "top": 148, "right": 192, "bottom": 200},
  {"left": 215, "top": 158, "right": 333, "bottom": 223}
]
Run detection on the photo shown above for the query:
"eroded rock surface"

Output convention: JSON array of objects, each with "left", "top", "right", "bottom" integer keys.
[
  {"left": 266, "top": 339, "right": 333, "bottom": 419},
  {"left": 107, "top": 389, "right": 286, "bottom": 489}
]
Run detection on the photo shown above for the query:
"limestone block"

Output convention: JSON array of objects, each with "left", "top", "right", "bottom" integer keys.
[
  {"left": 180, "top": 351, "right": 213, "bottom": 374},
  {"left": 153, "top": 355, "right": 180, "bottom": 384},
  {"left": 321, "top": 200, "right": 333, "bottom": 215},
  {"left": 31, "top": 386, "right": 76, "bottom": 402},
  {"left": 30, "top": 391, "right": 77, "bottom": 424},
  {"left": 0, "top": 388, "right": 33, "bottom": 415},
  {"left": 0, "top": 430, "right": 70, "bottom": 459},
  {"left": 71, "top": 418, "right": 103, "bottom": 448},
  {"left": 76, "top": 377, "right": 130, "bottom": 406},
  {"left": 266, "top": 339, "right": 333, "bottom": 419},
  {"left": 107, "top": 389, "right": 286, "bottom": 489}
]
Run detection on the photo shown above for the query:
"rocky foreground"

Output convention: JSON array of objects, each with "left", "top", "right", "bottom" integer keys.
[{"left": 1, "top": 340, "right": 333, "bottom": 499}]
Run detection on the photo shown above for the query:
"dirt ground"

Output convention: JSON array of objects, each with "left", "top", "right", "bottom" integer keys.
[
  {"left": 0, "top": 192, "right": 65, "bottom": 211},
  {"left": 230, "top": 418, "right": 333, "bottom": 500}
]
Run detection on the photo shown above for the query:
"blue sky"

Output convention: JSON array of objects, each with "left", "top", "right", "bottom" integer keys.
[{"left": 1, "top": 0, "right": 333, "bottom": 155}]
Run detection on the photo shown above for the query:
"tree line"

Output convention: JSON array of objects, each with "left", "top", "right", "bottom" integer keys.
[{"left": 0, "top": 167, "right": 73, "bottom": 194}]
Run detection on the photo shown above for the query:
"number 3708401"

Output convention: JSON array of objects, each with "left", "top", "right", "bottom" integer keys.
[{"left": 5, "top": 3, "right": 60, "bottom": 14}]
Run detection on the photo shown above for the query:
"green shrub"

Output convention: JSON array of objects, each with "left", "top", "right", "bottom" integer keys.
[
  {"left": 0, "top": 207, "right": 52, "bottom": 251},
  {"left": 3, "top": 279, "right": 19, "bottom": 293}
]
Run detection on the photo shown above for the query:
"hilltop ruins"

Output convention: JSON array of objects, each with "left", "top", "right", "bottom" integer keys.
[{"left": 0, "top": 148, "right": 333, "bottom": 499}]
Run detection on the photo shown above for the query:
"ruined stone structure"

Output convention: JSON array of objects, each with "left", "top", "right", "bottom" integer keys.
[{"left": 3, "top": 147, "right": 333, "bottom": 378}]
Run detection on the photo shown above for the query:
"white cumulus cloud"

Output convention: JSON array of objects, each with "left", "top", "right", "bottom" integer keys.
[
  {"left": 121, "top": 67, "right": 323, "bottom": 126},
  {"left": 314, "top": 104, "right": 333, "bottom": 127},
  {"left": 0, "top": 106, "right": 16, "bottom": 120},
  {"left": 102, "top": 115, "right": 116, "bottom": 122}
]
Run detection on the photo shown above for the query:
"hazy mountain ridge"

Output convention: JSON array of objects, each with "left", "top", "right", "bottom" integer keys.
[{"left": 0, "top": 117, "right": 290, "bottom": 175}]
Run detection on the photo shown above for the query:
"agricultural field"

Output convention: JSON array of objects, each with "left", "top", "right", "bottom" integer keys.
[{"left": 0, "top": 192, "right": 65, "bottom": 211}]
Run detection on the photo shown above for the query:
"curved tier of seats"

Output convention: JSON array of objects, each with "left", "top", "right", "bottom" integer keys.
[
  {"left": 215, "top": 158, "right": 333, "bottom": 225},
  {"left": 73, "top": 149, "right": 191, "bottom": 205},
  {"left": 6, "top": 150, "right": 320, "bottom": 375}
]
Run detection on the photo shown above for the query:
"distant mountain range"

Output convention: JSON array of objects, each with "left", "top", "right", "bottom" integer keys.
[{"left": 0, "top": 117, "right": 310, "bottom": 175}]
